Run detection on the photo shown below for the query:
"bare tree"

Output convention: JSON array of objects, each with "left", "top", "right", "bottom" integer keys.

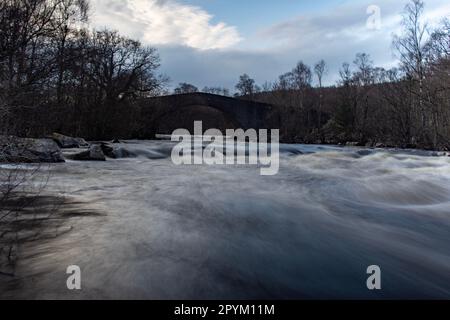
[
  {"left": 353, "top": 53, "right": 375, "bottom": 141},
  {"left": 52, "top": 0, "right": 89, "bottom": 103},
  {"left": 393, "top": 0, "right": 430, "bottom": 143},
  {"left": 174, "top": 83, "right": 198, "bottom": 94},
  {"left": 393, "top": 0, "right": 428, "bottom": 80},
  {"left": 314, "top": 60, "right": 327, "bottom": 88},
  {"left": 424, "top": 18, "right": 450, "bottom": 148},
  {"left": 291, "top": 61, "right": 312, "bottom": 90},
  {"left": 202, "top": 86, "right": 230, "bottom": 96},
  {"left": 235, "top": 73, "right": 260, "bottom": 97},
  {"left": 274, "top": 72, "right": 295, "bottom": 92},
  {"left": 314, "top": 60, "right": 327, "bottom": 129},
  {"left": 353, "top": 53, "right": 374, "bottom": 86},
  {"left": 339, "top": 63, "right": 352, "bottom": 85}
]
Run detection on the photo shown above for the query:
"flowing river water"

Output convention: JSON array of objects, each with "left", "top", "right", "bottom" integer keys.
[{"left": 1, "top": 141, "right": 450, "bottom": 299}]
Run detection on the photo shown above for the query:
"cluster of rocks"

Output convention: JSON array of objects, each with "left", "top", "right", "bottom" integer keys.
[
  {"left": 342, "top": 141, "right": 448, "bottom": 156},
  {"left": 344, "top": 141, "right": 394, "bottom": 148},
  {"left": 2, "top": 133, "right": 449, "bottom": 164},
  {"left": 0, "top": 133, "right": 125, "bottom": 163},
  {"left": 65, "top": 144, "right": 106, "bottom": 161}
]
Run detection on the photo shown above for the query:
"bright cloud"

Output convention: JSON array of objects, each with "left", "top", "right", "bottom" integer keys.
[
  {"left": 88, "top": 0, "right": 450, "bottom": 90},
  {"left": 90, "top": 0, "right": 242, "bottom": 50}
]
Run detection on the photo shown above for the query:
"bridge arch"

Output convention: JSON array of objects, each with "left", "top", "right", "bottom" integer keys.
[
  {"left": 155, "top": 104, "right": 242, "bottom": 134},
  {"left": 144, "top": 93, "right": 275, "bottom": 135}
]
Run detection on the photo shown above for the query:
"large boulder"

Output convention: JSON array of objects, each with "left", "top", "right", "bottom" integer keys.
[
  {"left": 0, "top": 136, "right": 65, "bottom": 163},
  {"left": 51, "top": 132, "right": 89, "bottom": 148},
  {"left": 67, "top": 145, "right": 106, "bottom": 161}
]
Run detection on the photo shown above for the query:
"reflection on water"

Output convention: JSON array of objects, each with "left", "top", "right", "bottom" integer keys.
[{"left": 1, "top": 141, "right": 449, "bottom": 299}]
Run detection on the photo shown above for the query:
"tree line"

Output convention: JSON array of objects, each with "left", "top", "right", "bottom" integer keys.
[
  {"left": 1, "top": 0, "right": 449, "bottom": 150},
  {"left": 173, "top": 0, "right": 449, "bottom": 150},
  {"left": 0, "top": 0, "right": 167, "bottom": 140},
  {"left": 239, "top": 0, "right": 450, "bottom": 150}
]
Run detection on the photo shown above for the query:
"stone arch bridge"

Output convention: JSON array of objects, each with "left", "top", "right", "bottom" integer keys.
[{"left": 140, "top": 93, "right": 277, "bottom": 135}]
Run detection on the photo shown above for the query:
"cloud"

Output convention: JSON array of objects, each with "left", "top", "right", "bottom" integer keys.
[
  {"left": 260, "top": 0, "right": 449, "bottom": 43},
  {"left": 259, "top": 0, "right": 449, "bottom": 62},
  {"left": 89, "top": 0, "right": 450, "bottom": 90},
  {"left": 90, "top": 0, "right": 242, "bottom": 50},
  {"left": 158, "top": 45, "right": 283, "bottom": 90}
]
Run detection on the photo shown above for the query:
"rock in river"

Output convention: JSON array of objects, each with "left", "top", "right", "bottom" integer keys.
[
  {"left": 51, "top": 132, "right": 88, "bottom": 148},
  {"left": 0, "top": 136, "right": 65, "bottom": 163},
  {"left": 67, "top": 145, "right": 106, "bottom": 161},
  {"left": 98, "top": 142, "right": 136, "bottom": 159}
]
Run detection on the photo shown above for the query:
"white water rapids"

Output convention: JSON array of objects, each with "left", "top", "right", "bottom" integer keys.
[{"left": 1, "top": 141, "right": 449, "bottom": 299}]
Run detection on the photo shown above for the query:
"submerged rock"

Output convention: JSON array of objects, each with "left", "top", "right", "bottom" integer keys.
[
  {"left": 75, "top": 137, "right": 89, "bottom": 147},
  {"left": 356, "top": 149, "right": 374, "bottom": 156},
  {"left": 0, "top": 136, "right": 65, "bottom": 163},
  {"left": 431, "top": 151, "right": 448, "bottom": 157},
  {"left": 51, "top": 133, "right": 88, "bottom": 148},
  {"left": 365, "top": 141, "right": 375, "bottom": 148},
  {"left": 67, "top": 145, "right": 105, "bottom": 161},
  {"left": 279, "top": 145, "right": 304, "bottom": 156},
  {"left": 98, "top": 142, "right": 136, "bottom": 159}
]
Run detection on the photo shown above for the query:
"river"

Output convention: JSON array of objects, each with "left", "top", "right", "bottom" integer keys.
[{"left": 1, "top": 141, "right": 449, "bottom": 299}]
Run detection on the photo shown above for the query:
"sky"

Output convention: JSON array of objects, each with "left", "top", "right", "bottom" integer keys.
[{"left": 89, "top": 0, "right": 450, "bottom": 91}]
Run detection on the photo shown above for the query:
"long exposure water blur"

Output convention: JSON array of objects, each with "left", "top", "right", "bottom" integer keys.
[{"left": 1, "top": 141, "right": 449, "bottom": 299}]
